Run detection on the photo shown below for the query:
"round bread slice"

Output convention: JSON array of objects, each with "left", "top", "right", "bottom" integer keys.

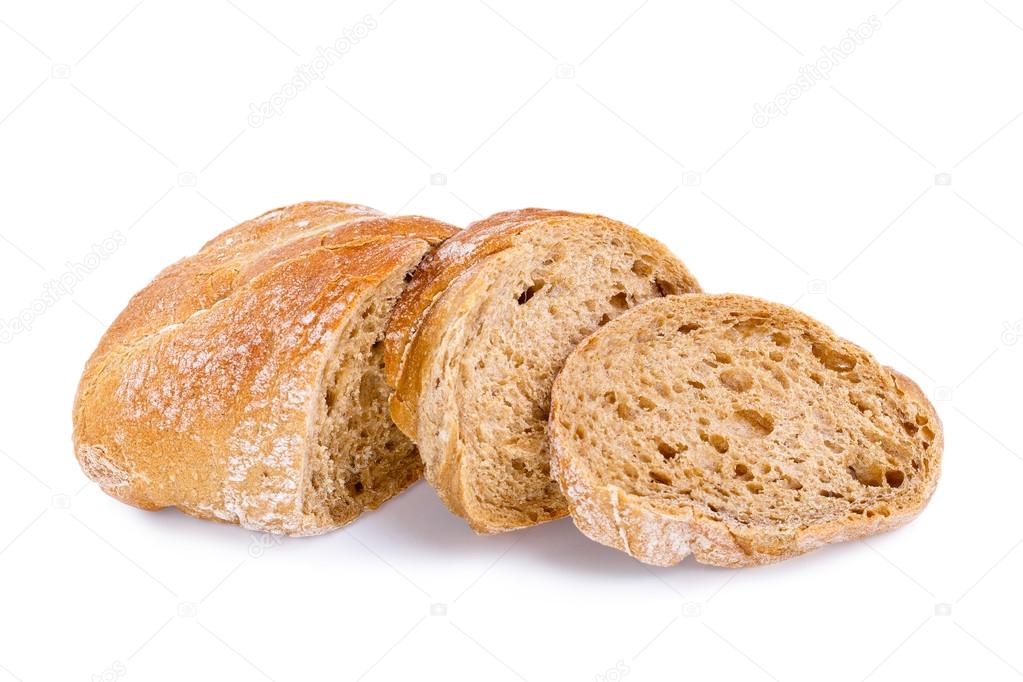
[
  {"left": 73, "top": 201, "right": 457, "bottom": 535},
  {"left": 549, "top": 294, "right": 942, "bottom": 567},
  {"left": 384, "top": 209, "right": 701, "bottom": 533}
]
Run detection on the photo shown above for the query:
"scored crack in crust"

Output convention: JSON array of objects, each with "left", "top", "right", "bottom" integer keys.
[
  {"left": 384, "top": 209, "right": 701, "bottom": 533},
  {"left": 72, "top": 201, "right": 457, "bottom": 535},
  {"left": 549, "top": 294, "right": 943, "bottom": 567}
]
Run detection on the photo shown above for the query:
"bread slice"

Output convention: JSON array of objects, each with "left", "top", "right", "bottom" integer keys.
[
  {"left": 73, "top": 201, "right": 457, "bottom": 535},
  {"left": 549, "top": 294, "right": 942, "bottom": 567},
  {"left": 384, "top": 209, "right": 701, "bottom": 533}
]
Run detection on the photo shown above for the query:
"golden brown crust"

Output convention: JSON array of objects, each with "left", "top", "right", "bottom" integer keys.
[
  {"left": 549, "top": 294, "right": 943, "bottom": 567},
  {"left": 72, "top": 201, "right": 456, "bottom": 535}
]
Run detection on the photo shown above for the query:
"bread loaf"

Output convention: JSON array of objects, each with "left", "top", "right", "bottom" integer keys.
[
  {"left": 384, "top": 209, "right": 701, "bottom": 533},
  {"left": 72, "top": 201, "right": 457, "bottom": 535},
  {"left": 549, "top": 294, "right": 942, "bottom": 566}
]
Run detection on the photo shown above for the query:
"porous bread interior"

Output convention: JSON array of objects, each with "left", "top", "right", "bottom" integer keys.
[
  {"left": 554, "top": 296, "right": 939, "bottom": 532},
  {"left": 427, "top": 229, "right": 695, "bottom": 530},
  {"left": 303, "top": 264, "right": 422, "bottom": 526}
]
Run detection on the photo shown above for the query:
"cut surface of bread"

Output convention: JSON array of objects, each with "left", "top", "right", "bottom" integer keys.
[
  {"left": 385, "top": 209, "right": 701, "bottom": 533},
  {"left": 549, "top": 294, "right": 942, "bottom": 567},
  {"left": 73, "top": 201, "right": 457, "bottom": 535}
]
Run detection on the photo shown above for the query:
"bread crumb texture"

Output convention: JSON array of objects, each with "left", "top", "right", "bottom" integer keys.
[
  {"left": 386, "top": 209, "right": 701, "bottom": 533},
  {"left": 549, "top": 294, "right": 942, "bottom": 567},
  {"left": 72, "top": 201, "right": 456, "bottom": 535}
]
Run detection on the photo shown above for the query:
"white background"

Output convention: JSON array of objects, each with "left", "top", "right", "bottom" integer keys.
[{"left": 1, "top": 1, "right": 1021, "bottom": 680}]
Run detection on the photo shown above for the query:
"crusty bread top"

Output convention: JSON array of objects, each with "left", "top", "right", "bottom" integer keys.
[
  {"left": 549, "top": 294, "right": 943, "bottom": 567},
  {"left": 72, "top": 201, "right": 456, "bottom": 534},
  {"left": 96, "top": 202, "right": 452, "bottom": 357}
]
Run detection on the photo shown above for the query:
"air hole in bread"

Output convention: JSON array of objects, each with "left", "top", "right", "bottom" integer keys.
[
  {"left": 678, "top": 323, "right": 700, "bottom": 334},
  {"left": 771, "top": 332, "right": 791, "bottom": 347},
  {"left": 849, "top": 462, "right": 884, "bottom": 487},
  {"left": 885, "top": 469, "right": 905, "bottom": 488},
  {"left": 657, "top": 440, "right": 682, "bottom": 459},
  {"left": 516, "top": 279, "right": 545, "bottom": 305},
  {"left": 734, "top": 463, "right": 753, "bottom": 480},
  {"left": 511, "top": 458, "right": 526, "bottom": 472},
  {"left": 734, "top": 409, "right": 775, "bottom": 436},
  {"left": 655, "top": 278, "right": 677, "bottom": 296},
  {"left": 687, "top": 380, "right": 706, "bottom": 390},
  {"left": 732, "top": 317, "right": 768, "bottom": 337},
  {"left": 637, "top": 395, "right": 657, "bottom": 411},
  {"left": 812, "top": 342, "right": 857, "bottom": 373},
  {"left": 720, "top": 368, "right": 753, "bottom": 393},
  {"left": 769, "top": 351, "right": 784, "bottom": 362},
  {"left": 823, "top": 440, "right": 844, "bottom": 454},
  {"left": 650, "top": 470, "right": 672, "bottom": 485},
  {"left": 702, "top": 433, "right": 729, "bottom": 454},
  {"left": 850, "top": 394, "right": 873, "bottom": 413},
  {"left": 609, "top": 292, "right": 629, "bottom": 310},
  {"left": 713, "top": 351, "right": 733, "bottom": 364},
  {"left": 598, "top": 313, "right": 611, "bottom": 326},
  {"left": 631, "top": 259, "right": 653, "bottom": 277}
]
